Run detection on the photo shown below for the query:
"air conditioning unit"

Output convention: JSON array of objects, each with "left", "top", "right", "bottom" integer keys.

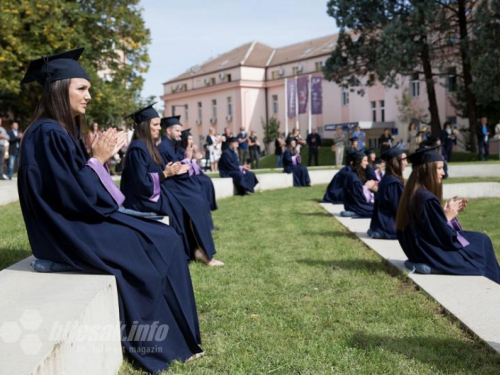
[
  {"left": 219, "top": 72, "right": 226, "bottom": 80},
  {"left": 196, "top": 119, "right": 202, "bottom": 125},
  {"left": 226, "top": 115, "right": 232, "bottom": 121},
  {"left": 210, "top": 118, "right": 217, "bottom": 124},
  {"left": 278, "top": 68, "right": 285, "bottom": 76},
  {"left": 297, "top": 65, "right": 303, "bottom": 73},
  {"left": 204, "top": 78, "right": 211, "bottom": 85}
]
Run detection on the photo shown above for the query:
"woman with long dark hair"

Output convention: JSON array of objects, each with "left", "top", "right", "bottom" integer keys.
[
  {"left": 283, "top": 139, "right": 311, "bottom": 187},
  {"left": 341, "top": 151, "right": 377, "bottom": 217},
  {"left": 368, "top": 147, "right": 407, "bottom": 239},
  {"left": 122, "top": 108, "right": 223, "bottom": 267},
  {"left": 18, "top": 49, "right": 204, "bottom": 372},
  {"left": 395, "top": 147, "right": 500, "bottom": 283}
]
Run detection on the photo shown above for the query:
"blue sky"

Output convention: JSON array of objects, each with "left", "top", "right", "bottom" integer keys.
[{"left": 140, "top": 0, "right": 338, "bottom": 101}]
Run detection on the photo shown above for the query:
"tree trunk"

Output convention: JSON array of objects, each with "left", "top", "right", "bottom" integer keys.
[
  {"left": 421, "top": 40, "right": 441, "bottom": 136},
  {"left": 458, "top": 0, "right": 478, "bottom": 153}
]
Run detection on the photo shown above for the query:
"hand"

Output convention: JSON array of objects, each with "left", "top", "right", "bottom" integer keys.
[
  {"left": 365, "top": 180, "right": 376, "bottom": 190},
  {"left": 242, "top": 164, "right": 251, "bottom": 171},
  {"left": 457, "top": 197, "right": 468, "bottom": 213},
  {"left": 176, "top": 164, "right": 191, "bottom": 175},
  {"left": 444, "top": 198, "right": 461, "bottom": 221},
  {"left": 163, "top": 162, "right": 181, "bottom": 178},
  {"left": 91, "top": 129, "right": 126, "bottom": 165}
]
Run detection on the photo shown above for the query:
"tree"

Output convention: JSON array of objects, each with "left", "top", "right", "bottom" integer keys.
[
  {"left": 261, "top": 116, "right": 281, "bottom": 154},
  {"left": 324, "top": 0, "right": 445, "bottom": 135},
  {"left": 396, "top": 87, "right": 429, "bottom": 124},
  {"left": 0, "top": 0, "right": 150, "bottom": 128}
]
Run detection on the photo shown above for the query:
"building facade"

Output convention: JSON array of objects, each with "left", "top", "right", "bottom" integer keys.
[{"left": 161, "top": 34, "right": 464, "bottom": 151}]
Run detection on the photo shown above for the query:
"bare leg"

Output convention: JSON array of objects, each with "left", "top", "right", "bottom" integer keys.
[{"left": 194, "top": 248, "right": 224, "bottom": 266}]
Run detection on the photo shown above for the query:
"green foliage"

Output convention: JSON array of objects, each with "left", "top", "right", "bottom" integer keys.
[
  {"left": 261, "top": 116, "right": 281, "bottom": 148},
  {"left": 0, "top": 0, "right": 150, "bottom": 128}
]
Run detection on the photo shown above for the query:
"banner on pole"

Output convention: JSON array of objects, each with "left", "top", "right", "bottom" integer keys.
[
  {"left": 311, "top": 76, "right": 323, "bottom": 115},
  {"left": 287, "top": 78, "right": 296, "bottom": 118},
  {"left": 297, "top": 76, "right": 308, "bottom": 114}
]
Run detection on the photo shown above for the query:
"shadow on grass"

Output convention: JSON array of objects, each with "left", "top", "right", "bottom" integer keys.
[
  {"left": 346, "top": 332, "right": 500, "bottom": 372},
  {"left": 301, "top": 231, "right": 355, "bottom": 238},
  {"left": 0, "top": 248, "right": 31, "bottom": 271},
  {"left": 298, "top": 212, "right": 333, "bottom": 217}
]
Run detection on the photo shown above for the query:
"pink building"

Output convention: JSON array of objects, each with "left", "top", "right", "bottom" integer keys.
[{"left": 161, "top": 34, "right": 465, "bottom": 151}]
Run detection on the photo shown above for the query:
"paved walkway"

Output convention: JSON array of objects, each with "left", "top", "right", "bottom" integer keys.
[{"left": 320, "top": 189, "right": 500, "bottom": 355}]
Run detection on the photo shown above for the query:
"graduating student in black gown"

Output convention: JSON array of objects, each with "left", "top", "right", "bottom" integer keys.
[
  {"left": 395, "top": 147, "right": 500, "bottom": 283},
  {"left": 342, "top": 150, "right": 377, "bottom": 217},
  {"left": 321, "top": 149, "right": 356, "bottom": 204},
  {"left": 218, "top": 137, "right": 259, "bottom": 195},
  {"left": 132, "top": 114, "right": 223, "bottom": 267},
  {"left": 364, "top": 148, "right": 378, "bottom": 181},
  {"left": 282, "top": 139, "right": 311, "bottom": 187},
  {"left": 368, "top": 147, "right": 407, "bottom": 239},
  {"left": 17, "top": 49, "right": 204, "bottom": 372},
  {"left": 178, "top": 129, "right": 218, "bottom": 211}
]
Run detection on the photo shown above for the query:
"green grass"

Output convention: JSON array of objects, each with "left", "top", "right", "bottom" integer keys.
[
  {"left": 444, "top": 177, "right": 500, "bottom": 184},
  {"left": 2, "top": 188, "right": 500, "bottom": 373}
]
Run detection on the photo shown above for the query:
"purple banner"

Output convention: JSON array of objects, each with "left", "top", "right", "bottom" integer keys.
[
  {"left": 287, "top": 78, "right": 296, "bottom": 118},
  {"left": 311, "top": 76, "right": 322, "bottom": 115},
  {"left": 297, "top": 76, "right": 308, "bottom": 114}
]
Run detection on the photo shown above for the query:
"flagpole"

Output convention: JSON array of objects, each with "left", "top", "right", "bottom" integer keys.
[
  {"left": 284, "top": 78, "right": 288, "bottom": 136},
  {"left": 308, "top": 75, "right": 312, "bottom": 134},
  {"left": 295, "top": 75, "right": 299, "bottom": 131}
]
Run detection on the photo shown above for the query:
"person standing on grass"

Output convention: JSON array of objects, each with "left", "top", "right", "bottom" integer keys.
[
  {"left": 379, "top": 128, "right": 394, "bottom": 154},
  {"left": 0, "top": 118, "right": 9, "bottom": 180},
  {"left": 17, "top": 48, "right": 204, "bottom": 372},
  {"left": 332, "top": 126, "right": 346, "bottom": 166},
  {"left": 218, "top": 137, "right": 259, "bottom": 195},
  {"left": 407, "top": 122, "right": 418, "bottom": 154},
  {"left": 440, "top": 121, "right": 456, "bottom": 162},
  {"left": 248, "top": 130, "right": 260, "bottom": 169},
  {"left": 306, "top": 128, "right": 321, "bottom": 166},
  {"left": 236, "top": 126, "right": 249, "bottom": 165},
  {"left": 351, "top": 125, "right": 366, "bottom": 150},
  {"left": 6, "top": 122, "right": 22, "bottom": 180},
  {"left": 395, "top": 147, "right": 500, "bottom": 283},
  {"left": 368, "top": 147, "right": 407, "bottom": 239},
  {"left": 274, "top": 133, "right": 285, "bottom": 168},
  {"left": 283, "top": 139, "right": 311, "bottom": 187},
  {"left": 477, "top": 117, "right": 491, "bottom": 161}
]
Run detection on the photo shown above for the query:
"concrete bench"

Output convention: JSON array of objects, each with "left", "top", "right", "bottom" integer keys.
[
  {"left": 320, "top": 198, "right": 500, "bottom": 355},
  {"left": 0, "top": 257, "right": 123, "bottom": 375},
  {"left": 255, "top": 173, "right": 293, "bottom": 192}
]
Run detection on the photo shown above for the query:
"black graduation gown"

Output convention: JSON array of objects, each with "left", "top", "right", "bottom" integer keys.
[
  {"left": 321, "top": 166, "right": 351, "bottom": 204},
  {"left": 369, "top": 174, "right": 404, "bottom": 239},
  {"left": 18, "top": 119, "right": 202, "bottom": 373},
  {"left": 218, "top": 149, "right": 259, "bottom": 194},
  {"left": 120, "top": 140, "right": 189, "bottom": 251},
  {"left": 342, "top": 171, "right": 374, "bottom": 217},
  {"left": 158, "top": 137, "right": 216, "bottom": 260},
  {"left": 397, "top": 188, "right": 500, "bottom": 283},
  {"left": 365, "top": 165, "right": 378, "bottom": 181},
  {"left": 177, "top": 147, "right": 218, "bottom": 211},
  {"left": 282, "top": 149, "right": 311, "bottom": 187}
]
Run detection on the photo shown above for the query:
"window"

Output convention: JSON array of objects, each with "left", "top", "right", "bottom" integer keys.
[
  {"left": 185, "top": 105, "right": 189, "bottom": 122},
  {"left": 447, "top": 67, "right": 456, "bottom": 93},
  {"left": 447, "top": 116, "right": 457, "bottom": 126},
  {"left": 272, "top": 71, "right": 277, "bottom": 80},
  {"left": 197, "top": 102, "right": 202, "bottom": 122},
  {"left": 212, "top": 99, "right": 217, "bottom": 120},
  {"left": 411, "top": 73, "right": 420, "bottom": 98},
  {"left": 371, "top": 101, "right": 377, "bottom": 122},
  {"left": 315, "top": 61, "right": 324, "bottom": 72},
  {"left": 227, "top": 74, "right": 232, "bottom": 82},
  {"left": 227, "top": 97, "right": 233, "bottom": 116},
  {"left": 342, "top": 87, "right": 349, "bottom": 106},
  {"left": 211, "top": 77, "right": 216, "bottom": 85},
  {"left": 272, "top": 95, "right": 279, "bottom": 114},
  {"left": 171, "top": 105, "right": 177, "bottom": 116},
  {"left": 379, "top": 100, "right": 385, "bottom": 122},
  {"left": 293, "top": 66, "right": 302, "bottom": 76}
]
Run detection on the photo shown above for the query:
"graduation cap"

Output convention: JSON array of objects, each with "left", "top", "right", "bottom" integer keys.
[
  {"left": 181, "top": 128, "right": 192, "bottom": 139},
  {"left": 229, "top": 137, "right": 239, "bottom": 143},
  {"left": 421, "top": 136, "right": 440, "bottom": 148},
  {"left": 349, "top": 136, "right": 358, "bottom": 143},
  {"left": 407, "top": 146, "right": 442, "bottom": 166},
  {"left": 21, "top": 48, "right": 90, "bottom": 92},
  {"left": 161, "top": 115, "right": 182, "bottom": 128},
  {"left": 351, "top": 150, "right": 366, "bottom": 161},
  {"left": 380, "top": 146, "right": 404, "bottom": 162},
  {"left": 124, "top": 103, "right": 159, "bottom": 125},
  {"left": 364, "top": 148, "right": 376, "bottom": 156},
  {"left": 374, "top": 157, "right": 384, "bottom": 166}
]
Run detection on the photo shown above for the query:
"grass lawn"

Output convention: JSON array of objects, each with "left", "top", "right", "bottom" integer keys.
[
  {"left": 1, "top": 187, "right": 500, "bottom": 373},
  {"left": 444, "top": 177, "right": 500, "bottom": 184}
]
